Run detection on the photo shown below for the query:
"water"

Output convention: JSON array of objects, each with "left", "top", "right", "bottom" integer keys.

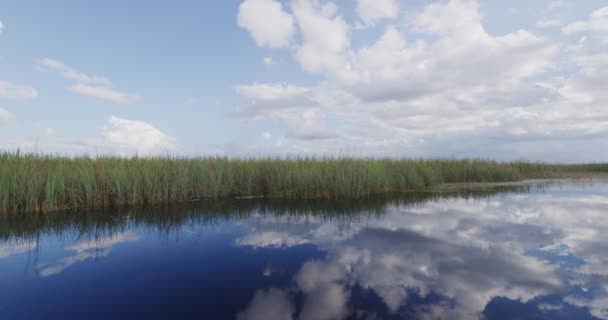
[{"left": 1, "top": 181, "right": 607, "bottom": 320}]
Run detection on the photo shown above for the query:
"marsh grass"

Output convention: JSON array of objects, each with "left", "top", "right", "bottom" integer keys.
[{"left": 0, "top": 152, "right": 604, "bottom": 214}]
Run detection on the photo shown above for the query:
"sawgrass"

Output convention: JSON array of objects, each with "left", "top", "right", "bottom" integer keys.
[{"left": 0, "top": 152, "right": 604, "bottom": 214}]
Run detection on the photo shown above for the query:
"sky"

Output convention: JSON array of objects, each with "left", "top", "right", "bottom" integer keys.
[{"left": 0, "top": 0, "right": 607, "bottom": 162}]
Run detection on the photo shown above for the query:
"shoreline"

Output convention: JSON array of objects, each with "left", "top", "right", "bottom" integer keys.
[{"left": 430, "top": 174, "right": 608, "bottom": 191}]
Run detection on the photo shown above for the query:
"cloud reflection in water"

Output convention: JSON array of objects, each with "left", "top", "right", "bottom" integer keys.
[
  {"left": 236, "top": 183, "right": 608, "bottom": 319},
  {"left": 37, "top": 232, "right": 139, "bottom": 277}
]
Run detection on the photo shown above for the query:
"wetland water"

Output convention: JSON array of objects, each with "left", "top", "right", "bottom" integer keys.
[{"left": 1, "top": 181, "right": 607, "bottom": 319}]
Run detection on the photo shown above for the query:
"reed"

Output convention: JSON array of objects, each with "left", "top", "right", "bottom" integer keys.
[{"left": 0, "top": 152, "right": 604, "bottom": 214}]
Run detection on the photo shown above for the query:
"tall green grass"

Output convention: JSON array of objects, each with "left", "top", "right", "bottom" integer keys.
[{"left": 0, "top": 152, "right": 604, "bottom": 214}]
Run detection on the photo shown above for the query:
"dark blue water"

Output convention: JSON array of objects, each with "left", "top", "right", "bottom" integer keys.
[{"left": 1, "top": 182, "right": 607, "bottom": 319}]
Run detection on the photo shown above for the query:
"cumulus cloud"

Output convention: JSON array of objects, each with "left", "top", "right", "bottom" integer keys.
[
  {"left": 102, "top": 116, "right": 177, "bottom": 156},
  {"left": 292, "top": 0, "right": 351, "bottom": 75},
  {"left": 237, "top": 0, "right": 296, "bottom": 48},
  {"left": 356, "top": 0, "right": 399, "bottom": 26},
  {"left": 38, "top": 58, "right": 139, "bottom": 105},
  {"left": 0, "top": 80, "right": 39, "bottom": 100},
  {"left": 235, "top": 83, "right": 337, "bottom": 141},
  {"left": 347, "top": 0, "right": 559, "bottom": 102},
  {"left": 235, "top": 0, "right": 608, "bottom": 161},
  {"left": 0, "top": 20, "right": 3, "bottom": 34},
  {"left": 0, "top": 115, "right": 178, "bottom": 156},
  {"left": 283, "top": 110, "right": 337, "bottom": 140},
  {"left": 412, "top": 0, "right": 483, "bottom": 35}
]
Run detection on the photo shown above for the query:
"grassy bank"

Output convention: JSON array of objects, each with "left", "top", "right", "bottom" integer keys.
[{"left": 0, "top": 152, "right": 605, "bottom": 214}]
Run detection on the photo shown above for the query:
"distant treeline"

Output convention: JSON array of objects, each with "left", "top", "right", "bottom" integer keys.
[{"left": 0, "top": 152, "right": 605, "bottom": 214}]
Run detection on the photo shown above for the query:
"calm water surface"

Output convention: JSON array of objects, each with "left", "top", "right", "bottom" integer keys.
[{"left": 1, "top": 181, "right": 607, "bottom": 319}]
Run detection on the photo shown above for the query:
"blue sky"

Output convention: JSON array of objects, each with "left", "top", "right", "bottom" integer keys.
[{"left": 1, "top": 0, "right": 607, "bottom": 161}]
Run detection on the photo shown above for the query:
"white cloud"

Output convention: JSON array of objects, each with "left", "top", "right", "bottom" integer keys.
[
  {"left": 237, "top": 0, "right": 295, "bottom": 48},
  {"left": 292, "top": 0, "right": 351, "bottom": 75},
  {"left": 263, "top": 57, "right": 273, "bottom": 66},
  {"left": 102, "top": 116, "right": 177, "bottom": 156},
  {"left": 262, "top": 132, "right": 273, "bottom": 140},
  {"left": 236, "top": 83, "right": 310, "bottom": 103},
  {"left": 348, "top": 0, "right": 559, "bottom": 102},
  {"left": 235, "top": 83, "right": 337, "bottom": 141},
  {"left": 1, "top": 116, "right": 179, "bottom": 156},
  {"left": 0, "top": 20, "right": 4, "bottom": 35},
  {"left": 356, "top": 0, "right": 400, "bottom": 26},
  {"left": 235, "top": 0, "right": 608, "bottom": 161},
  {"left": 535, "top": 0, "right": 569, "bottom": 30},
  {"left": 412, "top": 0, "right": 483, "bottom": 36},
  {"left": 283, "top": 110, "right": 337, "bottom": 140},
  {"left": 256, "top": 0, "right": 560, "bottom": 102},
  {"left": 563, "top": 6, "right": 608, "bottom": 35},
  {"left": 39, "top": 58, "right": 111, "bottom": 86},
  {"left": 69, "top": 83, "right": 138, "bottom": 105},
  {"left": 38, "top": 57, "right": 139, "bottom": 105},
  {"left": 0, "top": 80, "right": 39, "bottom": 100},
  {"left": 0, "top": 107, "right": 15, "bottom": 124}
]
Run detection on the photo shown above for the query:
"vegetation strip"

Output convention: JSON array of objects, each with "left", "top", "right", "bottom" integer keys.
[{"left": 1, "top": 152, "right": 606, "bottom": 214}]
